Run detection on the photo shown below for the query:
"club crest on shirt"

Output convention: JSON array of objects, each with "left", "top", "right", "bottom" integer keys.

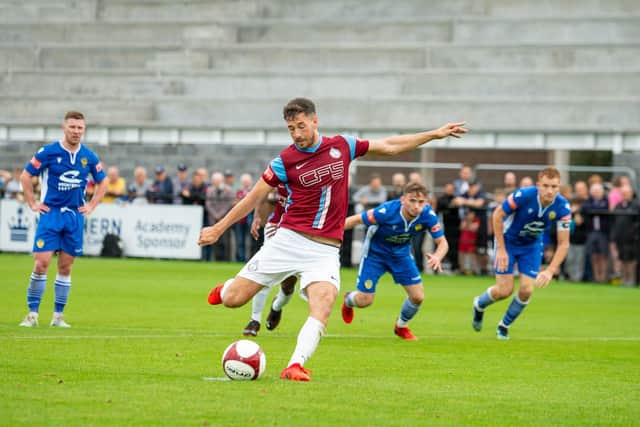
[
  {"left": 548, "top": 211, "right": 556, "bottom": 220},
  {"left": 329, "top": 147, "right": 341, "bottom": 159},
  {"left": 415, "top": 224, "right": 423, "bottom": 231},
  {"left": 57, "top": 157, "right": 62, "bottom": 164},
  {"left": 81, "top": 157, "right": 88, "bottom": 168}
]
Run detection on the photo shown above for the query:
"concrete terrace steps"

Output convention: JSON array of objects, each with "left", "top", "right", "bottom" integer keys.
[
  {"left": 2, "top": 0, "right": 640, "bottom": 24},
  {"left": 2, "top": 69, "right": 639, "bottom": 99},
  {"left": 95, "top": 0, "right": 640, "bottom": 22},
  {"left": 1, "top": 97, "right": 639, "bottom": 132},
  {"left": 4, "top": 43, "right": 640, "bottom": 71},
  {"left": 2, "top": 17, "right": 640, "bottom": 45}
]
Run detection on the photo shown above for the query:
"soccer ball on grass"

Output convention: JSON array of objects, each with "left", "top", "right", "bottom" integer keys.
[{"left": 221, "top": 339, "right": 266, "bottom": 380}]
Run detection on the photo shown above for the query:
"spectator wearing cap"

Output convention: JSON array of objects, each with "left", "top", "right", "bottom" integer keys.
[
  {"left": 224, "top": 170, "right": 236, "bottom": 191},
  {"left": 146, "top": 166, "right": 174, "bottom": 204},
  {"left": 172, "top": 163, "right": 190, "bottom": 204},
  {"left": 103, "top": 166, "right": 126, "bottom": 204}
]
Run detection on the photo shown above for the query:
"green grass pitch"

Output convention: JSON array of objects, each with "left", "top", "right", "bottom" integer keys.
[{"left": 1, "top": 253, "right": 639, "bottom": 426}]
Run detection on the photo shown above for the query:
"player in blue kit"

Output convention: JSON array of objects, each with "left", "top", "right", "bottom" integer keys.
[
  {"left": 340, "top": 182, "right": 449, "bottom": 340},
  {"left": 472, "top": 167, "right": 571, "bottom": 339},
  {"left": 19, "top": 111, "right": 107, "bottom": 328}
]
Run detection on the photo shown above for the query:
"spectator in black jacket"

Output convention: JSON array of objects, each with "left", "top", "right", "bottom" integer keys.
[
  {"left": 146, "top": 167, "right": 174, "bottom": 204},
  {"left": 611, "top": 185, "right": 640, "bottom": 286},
  {"left": 582, "top": 182, "right": 609, "bottom": 283},
  {"left": 565, "top": 198, "right": 588, "bottom": 282},
  {"left": 436, "top": 183, "right": 461, "bottom": 273}
]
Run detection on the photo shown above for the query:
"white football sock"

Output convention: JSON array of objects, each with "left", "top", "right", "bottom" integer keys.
[
  {"left": 287, "top": 316, "right": 325, "bottom": 367},
  {"left": 272, "top": 287, "right": 293, "bottom": 311},
  {"left": 251, "top": 287, "right": 270, "bottom": 322},
  {"left": 220, "top": 278, "right": 234, "bottom": 299}
]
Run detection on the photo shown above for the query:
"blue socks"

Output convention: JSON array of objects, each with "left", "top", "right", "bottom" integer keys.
[
  {"left": 476, "top": 287, "right": 495, "bottom": 310},
  {"left": 27, "top": 272, "right": 47, "bottom": 312},
  {"left": 501, "top": 295, "right": 529, "bottom": 328},
  {"left": 397, "top": 298, "right": 421, "bottom": 327},
  {"left": 54, "top": 274, "right": 72, "bottom": 313}
]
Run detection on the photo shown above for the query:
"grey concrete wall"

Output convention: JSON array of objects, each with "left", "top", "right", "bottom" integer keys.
[{"left": 3, "top": 70, "right": 639, "bottom": 99}]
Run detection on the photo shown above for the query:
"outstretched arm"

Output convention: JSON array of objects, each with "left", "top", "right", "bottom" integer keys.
[
  {"left": 344, "top": 213, "right": 364, "bottom": 231},
  {"left": 367, "top": 122, "right": 467, "bottom": 156},
  {"left": 199, "top": 178, "right": 272, "bottom": 246}
]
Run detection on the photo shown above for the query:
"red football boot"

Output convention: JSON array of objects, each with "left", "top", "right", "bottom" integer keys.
[
  {"left": 341, "top": 292, "right": 354, "bottom": 324},
  {"left": 207, "top": 284, "right": 224, "bottom": 305},
  {"left": 394, "top": 325, "right": 418, "bottom": 341},
  {"left": 280, "top": 363, "right": 312, "bottom": 382}
]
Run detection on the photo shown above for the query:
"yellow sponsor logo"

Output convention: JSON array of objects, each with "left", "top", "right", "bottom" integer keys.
[{"left": 36, "top": 239, "right": 45, "bottom": 248}]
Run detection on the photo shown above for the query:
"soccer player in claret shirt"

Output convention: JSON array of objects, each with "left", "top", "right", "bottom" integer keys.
[
  {"left": 199, "top": 97, "right": 466, "bottom": 381},
  {"left": 19, "top": 111, "right": 107, "bottom": 328},
  {"left": 341, "top": 182, "right": 449, "bottom": 340},
  {"left": 472, "top": 167, "right": 571, "bottom": 339}
]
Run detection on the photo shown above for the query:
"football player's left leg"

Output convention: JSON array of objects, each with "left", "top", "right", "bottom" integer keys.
[
  {"left": 498, "top": 275, "right": 534, "bottom": 338},
  {"left": 394, "top": 283, "right": 423, "bottom": 340}
]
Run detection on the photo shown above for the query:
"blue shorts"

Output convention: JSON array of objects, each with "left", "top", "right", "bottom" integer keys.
[
  {"left": 33, "top": 207, "right": 84, "bottom": 256},
  {"left": 356, "top": 252, "right": 422, "bottom": 294},
  {"left": 495, "top": 240, "right": 543, "bottom": 279}
]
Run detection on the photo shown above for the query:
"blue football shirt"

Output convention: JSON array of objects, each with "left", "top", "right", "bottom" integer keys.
[
  {"left": 502, "top": 186, "right": 571, "bottom": 247},
  {"left": 25, "top": 141, "right": 105, "bottom": 209},
  {"left": 361, "top": 199, "right": 444, "bottom": 258}
]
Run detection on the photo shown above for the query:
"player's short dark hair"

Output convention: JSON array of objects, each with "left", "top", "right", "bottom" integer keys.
[
  {"left": 64, "top": 111, "right": 85, "bottom": 121},
  {"left": 538, "top": 167, "right": 561, "bottom": 181},
  {"left": 403, "top": 182, "right": 428, "bottom": 197},
  {"left": 283, "top": 98, "right": 316, "bottom": 121}
]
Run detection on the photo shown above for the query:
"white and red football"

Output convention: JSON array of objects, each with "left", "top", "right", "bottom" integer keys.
[{"left": 221, "top": 340, "right": 266, "bottom": 380}]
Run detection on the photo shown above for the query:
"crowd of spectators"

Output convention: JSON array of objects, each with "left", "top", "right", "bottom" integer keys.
[{"left": 1, "top": 163, "right": 638, "bottom": 286}]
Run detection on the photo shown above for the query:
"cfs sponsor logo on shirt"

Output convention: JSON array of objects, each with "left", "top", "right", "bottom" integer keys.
[
  {"left": 299, "top": 161, "right": 344, "bottom": 187},
  {"left": 58, "top": 170, "right": 83, "bottom": 192}
]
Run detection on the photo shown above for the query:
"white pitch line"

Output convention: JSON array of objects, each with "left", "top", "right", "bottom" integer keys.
[{"left": 3, "top": 333, "right": 640, "bottom": 342}]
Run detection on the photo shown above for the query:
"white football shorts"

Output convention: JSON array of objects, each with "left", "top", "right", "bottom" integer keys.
[{"left": 238, "top": 227, "right": 340, "bottom": 297}]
